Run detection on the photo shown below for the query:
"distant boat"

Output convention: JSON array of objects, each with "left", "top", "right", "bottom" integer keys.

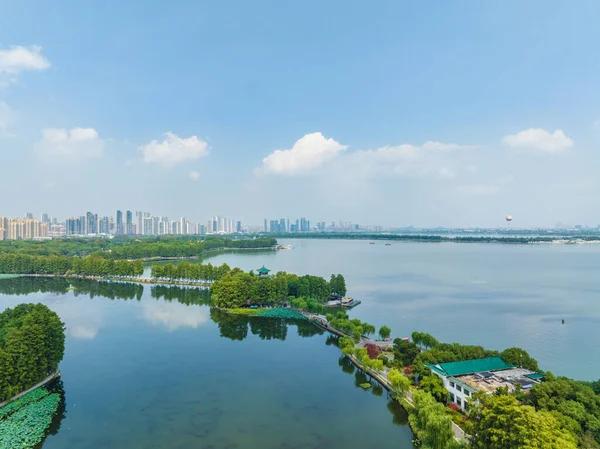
[
  {"left": 369, "top": 242, "right": 375, "bottom": 245},
  {"left": 401, "top": 337, "right": 410, "bottom": 341},
  {"left": 385, "top": 243, "right": 391, "bottom": 246}
]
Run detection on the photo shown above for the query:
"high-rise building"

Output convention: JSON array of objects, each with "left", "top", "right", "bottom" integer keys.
[
  {"left": 25, "top": 212, "right": 33, "bottom": 219},
  {"left": 99, "top": 216, "right": 110, "bottom": 234},
  {"left": 236, "top": 221, "right": 242, "bottom": 233},
  {"left": 126, "top": 211, "right": 133, "bottom": 235},
  {"left": 1, "top": 217, "right": 48, "bottom": 240},
  {"left": 86, "top": 212, "right": 98, "bottom": 235},
  {"left": 41, "top": 213, "right": 50, "bottom": 224},
  {"left": 116, "top": 210, "right": 123, "bottom": 236},
  {"left": 264, "top": 219, "right": 268, "bottom": 232},
  {"left": 142, "top": 217, "right": 154, "bottom": 235},
  {"left": 180, "top": 217, "right": 187, "bottom": 235}
]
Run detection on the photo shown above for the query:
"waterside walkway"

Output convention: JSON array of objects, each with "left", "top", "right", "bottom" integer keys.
[
  {"left": 0, "top": 371, "right": 61, "bottom": 409},
  {"left": 300, "top": 311, "right": 468, "bottom": 443}
]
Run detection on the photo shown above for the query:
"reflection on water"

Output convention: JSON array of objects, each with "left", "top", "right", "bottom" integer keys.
[{"left": 0, "top": 278, "right": 414, "bottom": 449}]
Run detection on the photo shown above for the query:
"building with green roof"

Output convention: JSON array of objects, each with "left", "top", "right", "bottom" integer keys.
[
  {"left": 257, "top": 266, "right": 271, "bottom": 277},
  {"left": 425, "top": 357, "right": 543, "bottom": 411},
  {"left": 425, "top": 356, "right": 514, "bottom": 377}
]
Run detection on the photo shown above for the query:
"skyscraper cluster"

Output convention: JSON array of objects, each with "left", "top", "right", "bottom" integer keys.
[
  {"left": 264, "top": 217, "right": 310, "bottom": 233},
  {"left": 206, "top": 216, "right": 241, "bottom": 235},
  {"left": 0, "top": 210, "right": 246, "bottom": 239},
  {"left": 0, "top": 216, "right": 48, "bottom": 241}
]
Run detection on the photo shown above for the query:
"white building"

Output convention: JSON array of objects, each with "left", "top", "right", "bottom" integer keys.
[{"left": 425, "top": 357, "right": 544, "bottom": 411}]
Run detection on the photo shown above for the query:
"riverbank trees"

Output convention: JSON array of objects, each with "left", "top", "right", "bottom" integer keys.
[
  {"left": 0, "top": 303, "right": 65, "bottom": 401},
  {"left": 0, "top": 254, "right": 143, "bottom": 277},
  {"left": 0, "top": 236, "right": 277, "bottom": 259}
]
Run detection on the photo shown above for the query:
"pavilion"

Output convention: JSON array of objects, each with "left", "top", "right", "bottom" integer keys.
[{"left": 257, "top": 266, "right": 271, "bottom": 278}]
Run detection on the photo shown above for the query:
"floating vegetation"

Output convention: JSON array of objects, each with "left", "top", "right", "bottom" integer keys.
[
  {"left": 0, "top": 388, "right": 50, "bottom": 419},
  {"left": 255, "top": 308, "right": 307, "bottom": 320},
  {"left": 0, "top": 388, "right": 60, "bottom": 449},
  {"left": 360, "top": 382, "right": 372, "bottom": 390}
]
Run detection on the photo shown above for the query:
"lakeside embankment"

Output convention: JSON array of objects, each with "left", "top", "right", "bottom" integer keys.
[
  {"left": 136, "top": 246, "right": 276, "bottom": 262},
  {"left": 261, "top": 232, "right": 600, "bottom": 245}
]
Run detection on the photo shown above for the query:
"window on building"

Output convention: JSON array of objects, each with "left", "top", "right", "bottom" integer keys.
[
  {"left": 464, "top": 390, "right": 470, "bottom": 397},
  {"left": 457, "top": 398, "right": 462, "bottom": 407},
  {"left": 449, "top": 381, "right": 455, "bottom": 388},
  {"left": 456, "top": 385, "right": 462, "bottom": 392},
  {"left": 450, "top": 393, "right": 455, "bottom": 402}
]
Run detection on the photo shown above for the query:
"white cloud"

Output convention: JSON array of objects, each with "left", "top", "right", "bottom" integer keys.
[
  {"left": 139, "top": 132, "right": 209, "bottom": 165},
  {"left": 142, "top": 302, "right": 208, "bottom": 331},
  {"left": 455, "top": 184, "right": 499, "bottom": 196},
  {"left": 35, "top": 127, "right": 104, "bottom": 159},
  {"left": 503, "top": 128, "right": 573, "bottom": 153},
  {"left": 438, "top": 167, "right": 455, "bottom": 179},
  {"left": 262, "top": 132, "right": 348, "bottom": 175},
  {"left": 189, "top": 171, "right": 200, "bottom": 180},
  {"left": 343, "top": 141, "right": 474, "bottom": 179},
  {"left": 0, "top": 101, "right": 16, "bottom": 133},
  {"left": 70, "top": 325, "right": 98, "bottom": 339},
  {"left": 0, "top": 45, "right": 50, "bottom": 86}
]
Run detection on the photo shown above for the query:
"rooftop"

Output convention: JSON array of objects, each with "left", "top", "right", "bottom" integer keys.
[
  {"left": 455, "top": 367, "right": 542, "bottom": 394},
  {"left": 257, "top": 266, "right": 271, "bottom": 274},
  {"left": 425, "top": 357, "right": 514, "bottom": 377}
]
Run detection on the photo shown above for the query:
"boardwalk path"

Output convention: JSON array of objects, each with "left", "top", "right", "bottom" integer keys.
[
  {"left": 0, "top": 371, "right": 61, "bottom": 409},
  {"left": 301, "top": 312, "right": 467, "bottom": 443}
]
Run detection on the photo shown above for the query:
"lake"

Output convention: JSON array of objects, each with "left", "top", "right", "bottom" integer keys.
[
  {"left": 0, "top": 277, "right": 413, "bottom": 449},
  {"left": 1, "top": 237, "right": 598, "bottom": 448},
  {"left": 205, "top": 238, "right": 600, "bottom": 381}
]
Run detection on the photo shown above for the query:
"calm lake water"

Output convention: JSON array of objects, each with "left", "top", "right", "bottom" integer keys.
[
  {"left": 0, "top": 277, "right": 412, "bottom": 449},
  {"left": 206, "top": 238, "right": 600, "bottom": 381},
  {"left": 2, "top": 238, "right": 599, "bottom": 448}
]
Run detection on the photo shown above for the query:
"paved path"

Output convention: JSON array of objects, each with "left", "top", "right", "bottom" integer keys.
[
  {"left": 0, "top": 371, "right": 60, "bottom": 408},
  {"left": 301, "top": 311, "right": 468, "bottom": 442}
]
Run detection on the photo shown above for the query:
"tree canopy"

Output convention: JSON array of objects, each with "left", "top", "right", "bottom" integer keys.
[
  {"left": 0, "top": 303, "right": 66, "bottom": 401},
  {"left": 468, "top": 392, "right": 578, "bottom": 449}
]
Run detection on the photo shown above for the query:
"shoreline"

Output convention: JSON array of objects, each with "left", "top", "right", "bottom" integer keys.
[
  {"left": 267, "top": 233, "right": 600, "bottom": 245},
  {"left": 19, "top": 274, "right": 212, "bottom": 288},
  {"left": 0, "top": 371, "right": 61, "bottom": 409},
  {"left": 136, "top": 246, "right": 276, "bottom": 262}
]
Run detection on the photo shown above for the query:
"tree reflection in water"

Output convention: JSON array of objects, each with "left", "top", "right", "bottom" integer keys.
[
  {"left": 0, "top": 277, "right": 410, "bottom": 435},
  {"left": 40, "top": 378, "right": 68, "bottom": 443}
]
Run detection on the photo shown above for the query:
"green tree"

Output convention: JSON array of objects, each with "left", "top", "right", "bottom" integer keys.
[
  {"left": 419, "top": 375, "right": 450, "bottom": 404},
  {"left": 468, "top": 392, "right": 578, "bottom": 449},
  {"left": 378, "top": 325, "right": 391, "bottom": 340},
  {"left": 410, "top": 390, "right": 455, "bottom": 449},
  {"left": 388, "top": 369, "right": 411, "bottom": 397},
  {"left": 500, "top": 347, "right": 539, "bottom": 371},
  {"left": 393, "top": 338, "right": 421, "bottom": 366}
]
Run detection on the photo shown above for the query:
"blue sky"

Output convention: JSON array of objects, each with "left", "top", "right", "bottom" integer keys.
[{"left": 1, "top": 1, "right": 600, "bottom": 227}]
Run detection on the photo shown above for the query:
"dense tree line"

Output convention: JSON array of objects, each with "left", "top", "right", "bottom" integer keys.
[
  {"left": 0, "top": 303, "right": 66, "bottom": 401},
  {"left": 150, "top": 262, "right": 232, "bottom": 283},
  {"left": 0, "top": 237, "right": 277, "bottom": 259},
  {"left": 210, "top": 270, "right": 341, "bottom": 308},
  {"left": 0, "top": 254, "right": 143, "bottom": 277}
]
